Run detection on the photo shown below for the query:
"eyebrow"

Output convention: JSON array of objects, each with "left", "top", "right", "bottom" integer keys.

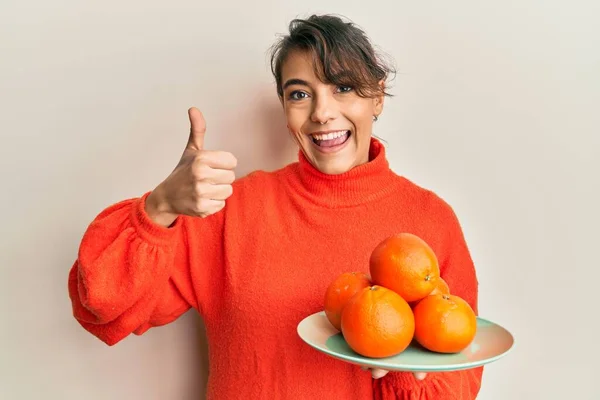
[
  {"left": 282, "top": 78, "right": 309, "bottom": 90},
  {"left": 282, "top": 71, "right": 354, "bottom": 91}
]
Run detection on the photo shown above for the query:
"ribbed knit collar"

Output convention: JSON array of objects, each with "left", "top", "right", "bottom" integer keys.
[{"left": 286, "top": 137, "right": 402, "bottom": 208}]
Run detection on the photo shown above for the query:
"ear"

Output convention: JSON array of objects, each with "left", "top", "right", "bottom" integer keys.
[{"left": 372, "top": 80, "right": 385, "bottom": 118}]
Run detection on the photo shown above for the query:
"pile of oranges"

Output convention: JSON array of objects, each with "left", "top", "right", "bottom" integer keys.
[{"left": 324, "top": 233, "right": 477, "bottom": 358}]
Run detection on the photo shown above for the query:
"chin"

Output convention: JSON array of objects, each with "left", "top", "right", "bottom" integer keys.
[{"left": 298, "top": 133, "right": 366, "bottom": 175}]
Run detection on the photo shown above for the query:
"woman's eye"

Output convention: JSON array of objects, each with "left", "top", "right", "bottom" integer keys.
[
  {"left": 289, "top": 91, "right": 308, "bottom": 100},
  {"left": 337, "top": 85, "right": 353, "bottom": 93}
]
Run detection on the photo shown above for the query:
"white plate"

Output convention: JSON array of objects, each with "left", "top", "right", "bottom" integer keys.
[{"left": 297, "top": 311, "right": 514, "bottom": 372}]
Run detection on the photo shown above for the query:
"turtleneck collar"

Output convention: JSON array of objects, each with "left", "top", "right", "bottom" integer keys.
[{"left": 284, "top": 137, "right": 403, "bottom": 208}]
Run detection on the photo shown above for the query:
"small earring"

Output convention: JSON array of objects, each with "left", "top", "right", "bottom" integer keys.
[{"left": 373, "top": 115, "right": 379, "bottom": 121}]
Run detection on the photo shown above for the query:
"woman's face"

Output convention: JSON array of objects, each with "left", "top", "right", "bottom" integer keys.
[{"left": 280, "top": 51, "right": 384, "bottom": 175}]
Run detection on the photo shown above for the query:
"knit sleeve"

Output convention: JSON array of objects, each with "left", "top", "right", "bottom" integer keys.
[
  {"left": 67, "top": 191, "right": 223, "bottom": 346},
  {"left": 373, "top": 203, "right": 483, "bottom": 399}
]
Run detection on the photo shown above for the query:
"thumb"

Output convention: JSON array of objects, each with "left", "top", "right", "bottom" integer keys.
[{"left": 187, "top": 107, "right": 206, "bottom": 150}]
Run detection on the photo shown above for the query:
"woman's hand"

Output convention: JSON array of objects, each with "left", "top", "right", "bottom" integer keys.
[
  {"left": 146, "top": 107, "right": 238, "bottom": 227},
  {"left": 364, "top": 367, "right": 427, "bottom": 380}
]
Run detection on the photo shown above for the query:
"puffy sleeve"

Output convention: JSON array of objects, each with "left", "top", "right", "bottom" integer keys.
[{"left": 68, "top": 191, "right": 223, "bottom": 346}]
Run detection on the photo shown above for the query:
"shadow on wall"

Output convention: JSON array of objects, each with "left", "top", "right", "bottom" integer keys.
[
  {"left": 195, "top": 314, "right": 210, "bottom": 400},
  {"left": 220, "top": 84, "right": 298, "bottom": 178}
]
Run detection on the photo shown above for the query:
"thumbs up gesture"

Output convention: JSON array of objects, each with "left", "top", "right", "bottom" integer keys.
[{"left": 146, "top": 107, "right": 238, "bottom": 227}]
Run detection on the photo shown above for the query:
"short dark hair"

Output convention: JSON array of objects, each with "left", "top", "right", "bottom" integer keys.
[{"left": 269, "top": 14, "right": 395, "bottom": 99}]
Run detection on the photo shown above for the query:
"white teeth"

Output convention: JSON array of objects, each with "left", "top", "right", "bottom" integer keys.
[{"left": 312, "top": 130, "right": 348, "bottom": 141}]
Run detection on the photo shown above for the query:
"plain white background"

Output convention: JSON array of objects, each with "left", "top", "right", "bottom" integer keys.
[{"left": 1, "top": 1, "right": 598, "bottom": 399}]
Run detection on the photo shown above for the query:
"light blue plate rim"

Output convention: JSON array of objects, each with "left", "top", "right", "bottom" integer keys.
[{"left": 297, "top": 311, "right": 515, "bottom": 372}]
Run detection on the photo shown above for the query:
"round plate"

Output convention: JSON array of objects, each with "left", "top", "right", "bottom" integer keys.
[{"left": 297, "top": 311, "right": 514, "bottom": 372}]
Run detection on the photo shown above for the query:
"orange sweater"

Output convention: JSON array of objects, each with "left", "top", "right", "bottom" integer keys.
[{"left": 68, "top": 138, "right": 482, "bottom": 399}]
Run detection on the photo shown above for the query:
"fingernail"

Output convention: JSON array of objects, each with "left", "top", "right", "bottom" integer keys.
[
  {"left": 372, "top": 370, "right": 386, "bottom": 379},
  {"left": 415, "top": 372, "right": 427, "bottom": 380}
]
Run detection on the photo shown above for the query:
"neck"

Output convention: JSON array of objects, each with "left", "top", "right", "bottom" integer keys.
[{"left": 283, "top": 137, "right": 404, "bottom": 208}]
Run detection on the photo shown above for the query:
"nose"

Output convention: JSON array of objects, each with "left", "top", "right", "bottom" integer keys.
[{"left": 310, "top": 91, "right": 339, "bottom": 124}]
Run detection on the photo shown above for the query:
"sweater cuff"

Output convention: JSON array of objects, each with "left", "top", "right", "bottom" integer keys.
[{"left": 130, "top": 192, "right": 182, "bottom": 246}]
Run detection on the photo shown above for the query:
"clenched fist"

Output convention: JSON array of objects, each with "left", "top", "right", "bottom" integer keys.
[{"left": 146, "top": 107, "right": 237, "bottom": 227}]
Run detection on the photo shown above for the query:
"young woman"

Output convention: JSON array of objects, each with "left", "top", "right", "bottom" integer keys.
[{"left": 68, "top": 14, "right": 482, "bottom": 399}]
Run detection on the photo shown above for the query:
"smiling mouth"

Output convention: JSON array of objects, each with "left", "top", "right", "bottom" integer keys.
[{"left": 310, "top": 130, "right": 351, "bottom": 148}]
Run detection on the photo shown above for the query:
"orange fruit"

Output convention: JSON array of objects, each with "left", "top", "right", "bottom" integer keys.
[
  {"left": 341, "top": 285, "right": 415, "bottom": 358},
  {"left": 408, "top": 278, "right": 450, "bottom": 309},
  {"left": 369, "top": 233, "right": 440, "bottom": 302},
  {"left": 413, "top": 293, "right": 477, "bottom": 353},
  {"left": 430, "top": 277, "right": 450, "bottom": 295},
  {"left": 324, "top": 272, "right": 371, "bottom": 331}
]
